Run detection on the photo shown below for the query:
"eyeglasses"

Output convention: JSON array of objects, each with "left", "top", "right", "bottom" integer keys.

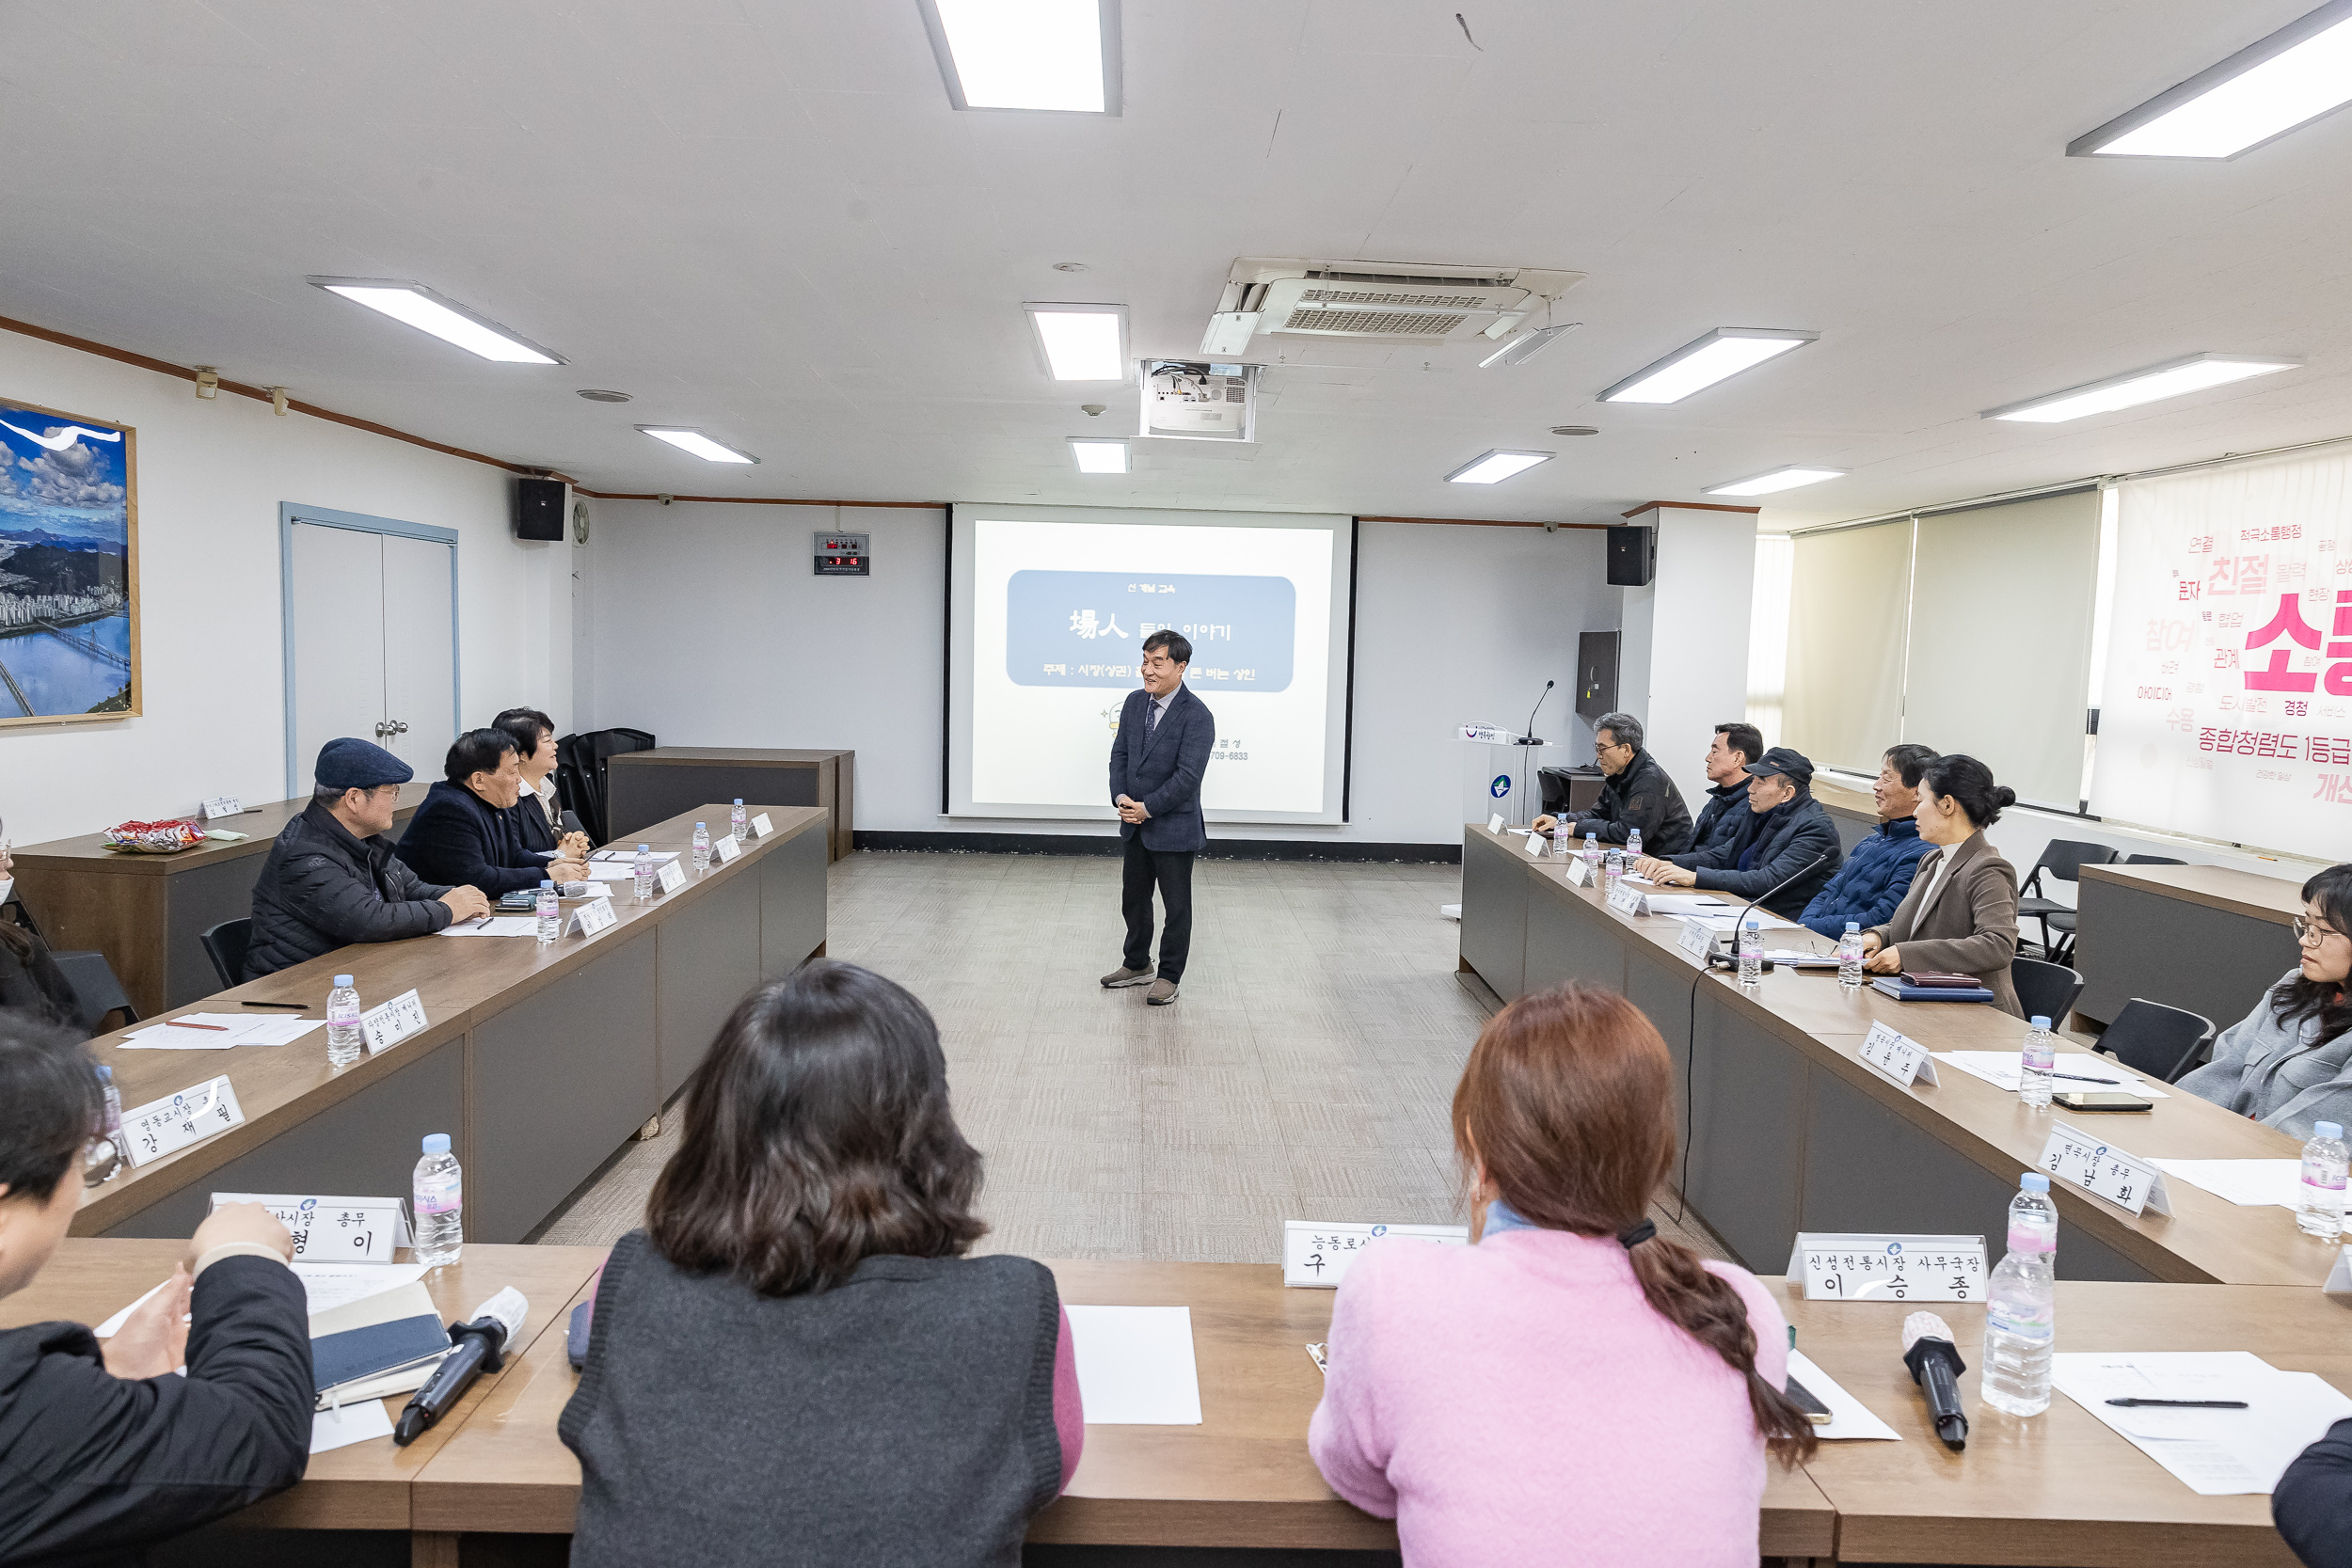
[{"left": 2294, "top": 914, "right": 2343, "bottom": 946}]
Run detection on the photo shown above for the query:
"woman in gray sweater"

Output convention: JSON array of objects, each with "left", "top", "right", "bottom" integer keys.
[{"left": 2180, "top": 863, "right": 2352, "bottom": 1139}]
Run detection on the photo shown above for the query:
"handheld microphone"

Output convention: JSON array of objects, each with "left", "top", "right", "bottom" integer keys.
[
  {"left": 1900, "top": 1310, "right": 1969, "bottom": 1450},
  {"left": 1521, "top": 679, "right": 1555, "bottom": 746},
  {"left": 393, "top": 1287, "right": 528, "bottom": 1446},
  {"left": 1706, "top": 850, "right": 1832, "bottom": 970}
]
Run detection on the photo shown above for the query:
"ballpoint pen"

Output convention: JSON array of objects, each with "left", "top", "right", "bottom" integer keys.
[{"left": 2106, "top": 1398, "right": 2248, "bottom": 1409}]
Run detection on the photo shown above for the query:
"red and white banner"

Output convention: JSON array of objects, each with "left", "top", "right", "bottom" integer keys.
[{"left": 2090, "top": 450, "right": 2352, "bottom": 862}]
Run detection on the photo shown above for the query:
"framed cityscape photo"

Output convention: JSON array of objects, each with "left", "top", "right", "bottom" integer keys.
[{"left": 0, "top": 398, "right": 139, "bottom": 724}]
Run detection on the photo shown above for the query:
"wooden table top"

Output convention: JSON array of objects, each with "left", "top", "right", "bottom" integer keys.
[
  {"left": 0, "top": 1240, "right": 602, "bottom": 1531},
  {"left": 607, "top": 747, "right": 851, "bottom": 766},
  {"left": 10, "top": 784, "right": 430, "bottom": 875},
  {"left": 70, "top": 804, "right": 828, "bottom": 1236},
  {"left": 2082, "top": 861, "right": 2306, "bottom": 927},
  {"left": 1812, "top": 774, "right": 1880, "bottom": 823},
  {"left": 1480, "top": 827, "right": 2322, "bottom": 1287},
  {"left": 1781, "top": 1277, "right": 2352, "bottom": 1566}
]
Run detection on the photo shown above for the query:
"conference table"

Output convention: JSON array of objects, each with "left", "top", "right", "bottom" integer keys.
[
  {"left": 1459, "top": 824, "right": 2328, "bottom": 1288},
  {"left": 68, "top": 803, "right": 829, "bottom": 1246},
  {"left": 2074, "top": 860, "right": 2304, "bottom": 1029},
  {"left": 14, "top": 1242, "right": 2344, "bottom": 1566}
]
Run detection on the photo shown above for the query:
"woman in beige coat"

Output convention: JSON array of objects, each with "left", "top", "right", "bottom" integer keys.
[{"left": 1860, "top": 754, "right": 2025, "bottom": 1017}]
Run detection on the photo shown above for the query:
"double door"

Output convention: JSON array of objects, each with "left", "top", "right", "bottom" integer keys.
[{"left": 286, "top": 515, "right": 458, "bottom": 795}]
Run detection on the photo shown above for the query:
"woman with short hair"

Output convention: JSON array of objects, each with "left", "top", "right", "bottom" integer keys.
[
  {"left": 2180, "top": 863, "right": 2352, "bottom": 1138},
  {"left": 1860, "top": 752, "right": 2026, "bottom": 1017},
  {"left": 1309, "top": 983, "right": 1812, "bottom": 1567},
  {"left": 561, "top": 960, "right": 1081, "bottom": 1568}
]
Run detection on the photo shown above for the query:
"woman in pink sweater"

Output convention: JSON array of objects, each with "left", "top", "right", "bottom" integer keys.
[{"left": 1308, "top": 983, "right": 1815, "bottom": 1566}]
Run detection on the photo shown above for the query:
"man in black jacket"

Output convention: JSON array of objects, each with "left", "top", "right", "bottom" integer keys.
[
  {"left": 2277, "top": 1417, "right": 2352, "bottom": 1567},
  {"left": 1536, "top": 711, "right": 1693, "bottom": 856},
  {"left": 246, "top": 737, "right": 492, "bottom": 978},
  {"left": 0, "top": 1016, "right": 313, "bottom": 1562},
  {"left": 1664, "top": 721, "right": 1762, "bottom": 867},
  {"left": 1636, "top": 746, "right": 1844, "bottom": 918},
  {"left": 398, "top": 728, "right": 588, "bottom": 897}
]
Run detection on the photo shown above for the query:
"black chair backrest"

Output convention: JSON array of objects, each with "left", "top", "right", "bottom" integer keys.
[
  {"left": 199, "top": 917, "right": 252, "bottom": 990},
  {"left": 50, "top": 949, "right": 138, "bottom": 1036},
  {"left": 2099, "top": 997, "right": 2217, "bottom": 1084},
  {"left": 2, "top": 892, "right": 45, "bottom": 943},
  {"left": 2028, "top": 839, "right": 2119, "bottom": 892},
  {"left": 552, "top": 728, "right": 657, "bottom": 845},
  {"left": 2122, "top": 854, "right": 2185, "bottom": 866},
  {"left": 2010, "top": 957, "right": 2086, "bottom": 1026}
]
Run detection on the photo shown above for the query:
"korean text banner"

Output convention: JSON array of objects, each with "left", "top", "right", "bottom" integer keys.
[{"left": 2089, "top": 450, "right": 2352, "bottom": 859}]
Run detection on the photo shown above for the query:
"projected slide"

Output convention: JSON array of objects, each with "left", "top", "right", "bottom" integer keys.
[{"left": 950, "top": 508, "right": 1350, "bottom": 824}]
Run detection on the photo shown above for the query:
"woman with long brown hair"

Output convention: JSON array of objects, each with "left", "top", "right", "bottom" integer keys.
[{"left": 1308, "top": 982, "right": 1814, "bottom": 1566}]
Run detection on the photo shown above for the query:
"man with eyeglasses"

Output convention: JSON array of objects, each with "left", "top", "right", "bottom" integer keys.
[{"left": 1531, "top": 710, "right": 1692, "bottom": 856}]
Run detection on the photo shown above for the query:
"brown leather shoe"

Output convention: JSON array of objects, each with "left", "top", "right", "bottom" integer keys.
[
  {"left": 1101, "top": 964, "right": 1154, "bottom": 989},
  {"left": 1146, "top": 978, "right": 1179, "bottom": 1006}
]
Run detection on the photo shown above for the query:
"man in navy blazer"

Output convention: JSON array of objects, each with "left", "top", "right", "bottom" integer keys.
[{"left": 1102, "top": 629, "right": 1215, "bottom": 1006}]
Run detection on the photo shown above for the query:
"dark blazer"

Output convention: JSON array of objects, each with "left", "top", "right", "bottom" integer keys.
[
  {"left": 2277, "top": 1417, "right": 2352, "bottom": 1568},
  {"left": 1568, "top": 749, "right": 1693, "bottom": 855},
  {"left": 246, "top": 801, "right": 455, "bottom": 977},
  {"left": 1669, "top": 778, "right": 1751, "bottom": 866},
  {"left": 510, "top": 788, "right": 561, "bottom": 857},
  {"left": 1684, "top": 794, "right": 1844, "bottom": 916},
  {"left": 1866, "top": 830, "right": 2023, "bottom": 1017},
  {"left": 397, "top": 782, "right": 546, "bottom": 897},
  {"left": 1107, "top": 685, "right": 1215, "bottom": 853},
  {"left": 0, "top": 1255, "right": 312, "bottom": 1563}
]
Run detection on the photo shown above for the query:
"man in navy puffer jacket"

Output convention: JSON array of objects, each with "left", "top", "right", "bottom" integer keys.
[{"left": 1799, "top": 743, "right": 1939, "bottom": 940}]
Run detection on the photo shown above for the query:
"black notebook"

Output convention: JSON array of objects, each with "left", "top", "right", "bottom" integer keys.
[{"left": 310, "top": 1312, "right": 452, "bottom": 1395}]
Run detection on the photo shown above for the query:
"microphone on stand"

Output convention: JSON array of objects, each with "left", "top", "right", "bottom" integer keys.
[
  {"left": 1521, "top": 679, "right": 1555, "bottom": 745},
  {"left": 1900, "top": 1310, "right": 1970, "bottom": 1450},
  {"left": 1705, "top": 851, "right": 1831, "bottom": 972}
]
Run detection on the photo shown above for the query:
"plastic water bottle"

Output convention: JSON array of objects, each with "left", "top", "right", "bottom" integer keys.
[
  {"left": 1551, "top": 816, "right": 1569, "bottom": 855},
  {"left": 692, "top": 821, "right": 712, "bottom": 872},
  {"left": 1626, "top": 826, "right": 1643, "bottom": 863},
  {"left": 326, "top": 974, "right": 363, "bottom": 1068},
  {"left": 2019, "top": 1016, "right": 2057, "bottom": 1110},
  {"left": 1582, "top": 832, "right": 1600, "bottom": 880},
  {"left": 85, "top": 1065, "right": 126, "bottom": 1183},
  {"left": 2297, "top": 1120, "right": 2349, "bottom": 1242},
  {"left": 632, "top": 843, "right": 656, "bottom": 902},
  {"left": 1981, "top": 1173, "right": 2058, "bottom": 1417},
  {"left": 1837, "top": 922, "right": 1865, "bottom": 990},
  {"left": 535, "top": 879, "right": 559, "bottom": 944},
  {"left": 1738, "top": 917, "right": 1763, "bottom": 987},
  {"left": 412, "top": 1133, "right": 464, "bottom": 1267},
  {"left": 1603, "top": 846, "right": 1625, "bottom": 893},
  {"left": 730, "top": 799, "right": 748, "bottom": 841}
]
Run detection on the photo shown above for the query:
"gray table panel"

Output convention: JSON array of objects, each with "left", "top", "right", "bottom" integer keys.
[
  {"left": 165, "top": 859, "right": 269, "bottom": 1008},
  {"left": 658, "top": 869, "right": 763, "bottom": 1101},
  {"left": 609, "top": 765, "right": 820, "bottom": 843},
  {"left": 469, "top": 932, "right": 660, "bottom": 1243},
  {"left": 1625, "top": 943, "right": 1703, "bottom": 1085},
  {"left": 1685, "top": 991, "right": 1810, "bottom": 1271},
  {"left": 1799, "top": 1068, "right": 2151, "bottom": 1282},
  {"left": 100, "top": 1037, "right": 464, "bottom": 1240},
  {"left": 1459, "top": 832, "right": 1528, "bottom": 1000},
  {"left": 2074, "top": 878, "right": 2294, "bottom": 1029},
  {"left": 759, "top": 827, "right": 829, "bottom": 983},
  {"left": 1525, "top": 881, "right": 1625, "bottom": 996}
]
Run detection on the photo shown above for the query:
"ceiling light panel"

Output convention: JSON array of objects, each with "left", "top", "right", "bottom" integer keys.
[
  {"left": 2070, "top": 0, "right": 2352, "bottom": 159},
  {"left": 1705, "top": 467, "right": 1845, "bottom": 497},
  {"left": 1982, "top": 354, "right": 2302, "bottom": 423},
  {"left": 1599, "top": 328, "right": 1817, "bottom": 404},
  {"left": 1071, "top": 438, "right": 1128, "bottom": 473},
  {"left": 638, "top": 426, "right": 759, "bottom": 463},
  {"left": 1026, "top": 304, "right": 1128, "bottom": 381},
  {"left": 921, "top": 0, "right": 1120, "bottom": 114},
  {"left": 1446, "top": 450, "right": 1553, "bottom": 485},
  {"left": 308, "top": 277, "right": 564, "bottom": 364}
]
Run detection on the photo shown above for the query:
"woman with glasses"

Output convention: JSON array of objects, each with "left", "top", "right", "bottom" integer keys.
[{"left": 2180, "top": 864, "right": 2352, "bottom": 1139}]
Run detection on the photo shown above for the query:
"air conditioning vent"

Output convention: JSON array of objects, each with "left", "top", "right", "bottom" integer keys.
[
  {"left": 1298, "top": 287, "right": 1495, "bottom": 310},
  {"left": 1205, "top": 258, "right": 1585, "bottom": 350},
  {"left": 1282, "top": 308, "right": 1473, "bottom": 337}
]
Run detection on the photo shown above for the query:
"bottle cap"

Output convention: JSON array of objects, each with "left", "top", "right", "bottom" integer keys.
[
  {"left": 2320, "top": 1121, "right": 2344, "bottom": 1140},
  {"left": 1744, "top": 916, "right": 1759, "bottom": 928},
  {"left": 734, "top": 798, "right": 743, "bottom": 805},
  {"left": 2021, "top": 1172, "right": 2050, "bottom": 1193},
  {"left": 2030, "top": 1016, "right": 2051, "bottom": 1029},
  {"left": 1845, "top": 922, "right": 1859, "bottom": 933},
  {"left": 696, "top": 822, "right": 707, "bottom": 830},
  {"left": 97, "top": 1065, "right": 113, "bottom": 1082},
  {"left": 334, "top": 974, "right": 353, "bottom": 987},
  {"left": 422, "top": 1133, "right": 451, "bottom": 1154},
  {"left": 638, "top": 844, "right": 651, "bottom": 851},
  {"left": 541, "top": 879, "right": 554, "bottom": 888}
]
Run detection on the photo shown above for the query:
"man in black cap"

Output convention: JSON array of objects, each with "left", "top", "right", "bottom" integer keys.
[
  {"left": 1632, "top": 745, "right": 1843, "bottom": 918},
  {"left": 245, "top": 738, "right": 493, "bottom": 979}
]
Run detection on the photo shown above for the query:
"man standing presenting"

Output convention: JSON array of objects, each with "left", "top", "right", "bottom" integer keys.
[{"left": 1101, "top": 630, "right": 1214, "bottom": 1006}]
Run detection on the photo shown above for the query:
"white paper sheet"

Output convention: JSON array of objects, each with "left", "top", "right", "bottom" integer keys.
[
  {"left": 1786, "top": 1350, "right": 1902, "bottom": 1440},
  {"left": 310, "top": 1398, "right": 396, "bottom": 1454},
  {"left": 583, "top": 863, "right": 639, "bottom": 880},
  {"left": 1643, "top": 895, "right": 1735, "bottom": 915},
  {"left": 94, "top": 1279, "right": 171, "bottom": 1338},
  {"left": 436, "top": 916, "right": 543, "bottom": 937},
  {"left": 2054, "top": 1351, "right": 2352, "bottom": 1495},
  {"left": 121, "top": 1012, "right": 320, "bottom": 1050},
  {"left": 292, "top": 1260, "right": 433, "bottom": 1316},
  {"left": 2148, "top": 1159, "right": 2306, "bottom": 1210},
  {"left": 1065, "top": 1305, "right": 1203, "bottom": 1425},
  {"left": 1932, "top": 1051, "right": 2169, "bottom": 1098},
  {"left": 590, "top": 849, "right": 676, "bottom": 863}
]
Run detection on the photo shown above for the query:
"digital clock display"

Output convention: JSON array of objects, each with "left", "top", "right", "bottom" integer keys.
[{"left": 814, "top": 531, "right": 870, "bottom": 577}]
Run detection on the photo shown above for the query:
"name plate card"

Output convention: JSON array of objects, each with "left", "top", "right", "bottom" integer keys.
[
  {"left": 360, "top": 990, "right": 428, "bottom": 1056},
  {"left": 1858, "top": 1021, "right": 1941, "bottom": 1087},
  {"left": 569, "top": 896, "right": 618, "bottom": 937},
  {"left": 1785, "top": 1233, "right": 1989, "bottom": 1301},
  {"left": 656, "top": 858, "right": 688, "bottom": 894},
  {"left": 1486, "top": 812, "right": 1505, "bottom": 833},
  {"left": 1564, "top": 853, "right": 1593, "bottom": 886},
  {"left": 1677, "top": 917, "right": 1718, "bottom": 958},
  {"left": 1605, "top": 879, "right": 1649, "bottom": 917},
  {"left": 121, "top": 1076, "right": 245, "bottom": 1167},
  {"left": 714, "top": 833, "right": 741, "bottom": 863},
  {"left": 1522, "top": 831, "right": 1546, "bottom": 858},
  {"left": 2039, "top": 1121, "right": 2174, "bottom": 1216},
  {"left": 750, "top": 812, "right": 774, "bottom": 837},
  {"left": 199, "top": 795, "right": 244, "bottom": 821},
  {"left": 1282, "top": 1219, "right": 1470, "bottom": 1288},
  {"left": 211, "top": 1193, "right": 408, "bottom": 1261}
]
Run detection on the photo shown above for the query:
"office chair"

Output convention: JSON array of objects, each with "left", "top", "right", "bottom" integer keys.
[
  {"left": 51, "top": 950, "right": 139, "bottom": 1037},
  {"left": 2095, "top": 998, "right": 2217, "bottom": 1085},
  {"left": 2010, "top": 957, "right": 2085, "bottom": 1027},
  {"left": 200, "top": 917, "right": 252, "bottom": 990},
  {"left": 2018, "top": 839, "right": 2118, "bottom": 964},
  {"left": 2122, "top": 854, "right": 2185, "bottom": 866}
]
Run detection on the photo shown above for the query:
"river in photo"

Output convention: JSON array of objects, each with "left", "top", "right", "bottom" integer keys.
[{"left": 0, "top": 610, "right": 132, "bottom": 716}]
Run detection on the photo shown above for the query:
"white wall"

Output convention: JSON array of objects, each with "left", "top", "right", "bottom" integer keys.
[
  {"left": 1619, "top": 505, "right": 1757, "bottom": 806},
  {"left": 580, "top": 505, "right": 1615, "bottom": 846},
  {"left": 0, "top": 330, "right": 571, "bottom": 845}
]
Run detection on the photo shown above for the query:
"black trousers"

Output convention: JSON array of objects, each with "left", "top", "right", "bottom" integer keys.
[{"left": 1120, "top": 834, "right": 1195, "bottom": 983}]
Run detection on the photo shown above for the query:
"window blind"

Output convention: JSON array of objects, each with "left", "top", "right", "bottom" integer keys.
[{"left": 1781, "top": 522, "right": 1912, "bottom": 775}]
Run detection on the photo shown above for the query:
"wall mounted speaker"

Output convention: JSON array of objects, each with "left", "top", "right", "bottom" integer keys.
[
  {"left": 515, "top": 477, "right": 566, "bottom": 541},
  {"left": 1605, "top": 525, "right": 1655, "bottom": 587}
]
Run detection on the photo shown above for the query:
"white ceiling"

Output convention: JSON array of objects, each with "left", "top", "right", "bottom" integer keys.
[{"left": 4, "top": 0, "right": 2350, "bottom": 527}]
